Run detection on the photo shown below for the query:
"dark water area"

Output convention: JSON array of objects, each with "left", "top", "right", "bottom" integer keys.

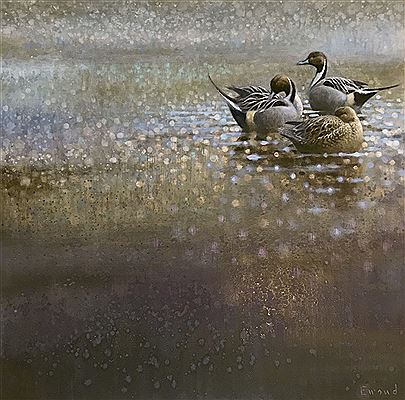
[{"left": 1, "top": 1, "right": 405, "bottom": 399}]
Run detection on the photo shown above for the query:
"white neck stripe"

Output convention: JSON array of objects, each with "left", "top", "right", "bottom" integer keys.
[{"left": 310, "top": 61, "right": 327, "bottom": 88}]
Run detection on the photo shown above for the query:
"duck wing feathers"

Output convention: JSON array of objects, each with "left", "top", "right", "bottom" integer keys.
[
  {"left": 239, "top": 94, "right": 285, "bottom": 111},
  {"left": 283, "top": 115, "right": 348, "bottom": 145},
  {"left": 228, "top": 85, "right": 270, "bottom": 97},
  {"left": 227, "top": 85, "right": 283, "bottom": 112},
  {"left": 322, "top": 77, "right": 368, "bottom": 94},
  {"left": 208, "top": 74, "right": 291, "bottom": 115}
]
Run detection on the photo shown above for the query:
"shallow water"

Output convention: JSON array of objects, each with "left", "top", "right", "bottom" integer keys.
[{"left": 2, "top": 2, "right": 405, "bottom": 400}]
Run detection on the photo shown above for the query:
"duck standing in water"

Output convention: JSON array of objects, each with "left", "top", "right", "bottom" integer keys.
[
  {"left": 209, "top": 74, "right": 302, "bottom": 140},
  {"left": 279, "top": 106, "right": 364, "bottom": 153},
  {"left": 297, "top": 51, "right": 399, "bottom": 114}
]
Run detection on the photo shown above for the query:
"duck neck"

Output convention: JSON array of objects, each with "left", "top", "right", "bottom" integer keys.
[
  {"left": 310, "top": 59, "right": 327, "bottom": 88},
  {"left": 349, "top": 118, "right": 363, "bottom": 136},
  {"left": 286, "top": 79, "right": 296, "bottom": 103}
]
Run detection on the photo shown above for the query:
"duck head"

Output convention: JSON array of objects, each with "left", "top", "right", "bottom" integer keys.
[
  {"left": 297, "top": 51, "right": 327, "bottom": 72},
  {"left": 335, "top": 106, "right": 358, "bottom": 123},
  {"left": 271, "top": 74, "right": 290, "bottom": 94},
  {"left": 271, "top": 75, "right": 296, "bottom": 103}
]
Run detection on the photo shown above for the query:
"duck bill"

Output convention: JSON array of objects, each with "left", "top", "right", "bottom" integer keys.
[{"left": 297, "top": 59, "right": 309, "bottom": 65}]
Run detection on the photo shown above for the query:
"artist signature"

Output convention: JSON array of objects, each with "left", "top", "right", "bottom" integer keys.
[{"left": 360, "top": 384, "right": 399, "bottom": 397}]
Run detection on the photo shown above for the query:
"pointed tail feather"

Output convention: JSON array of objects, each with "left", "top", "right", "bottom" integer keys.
[
  {"left": 354, "top": 83, "right": 399, "bottom": 108},
  {"left": 208, "top": 74, "right": 240, "bottom": 109},
  {"left": 208, "top": 74, "right": 248, "bottom": 130},
  {"left": 364, "top": 83, "right": 399, "bottom": 93}
]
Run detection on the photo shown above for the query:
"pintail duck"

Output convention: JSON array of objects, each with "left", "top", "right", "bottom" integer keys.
[
  {"left": 209, "top": 74, "right": 301, "bottom": 139},
  {"left": 297, "top": 51, "right": 399, "bottom": 113},
  {"left": 224, "top": 74, "right": 303, "bottom": 115},
  {"left": 280, "top": 106, "right": 364, "bottom": 153}
]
